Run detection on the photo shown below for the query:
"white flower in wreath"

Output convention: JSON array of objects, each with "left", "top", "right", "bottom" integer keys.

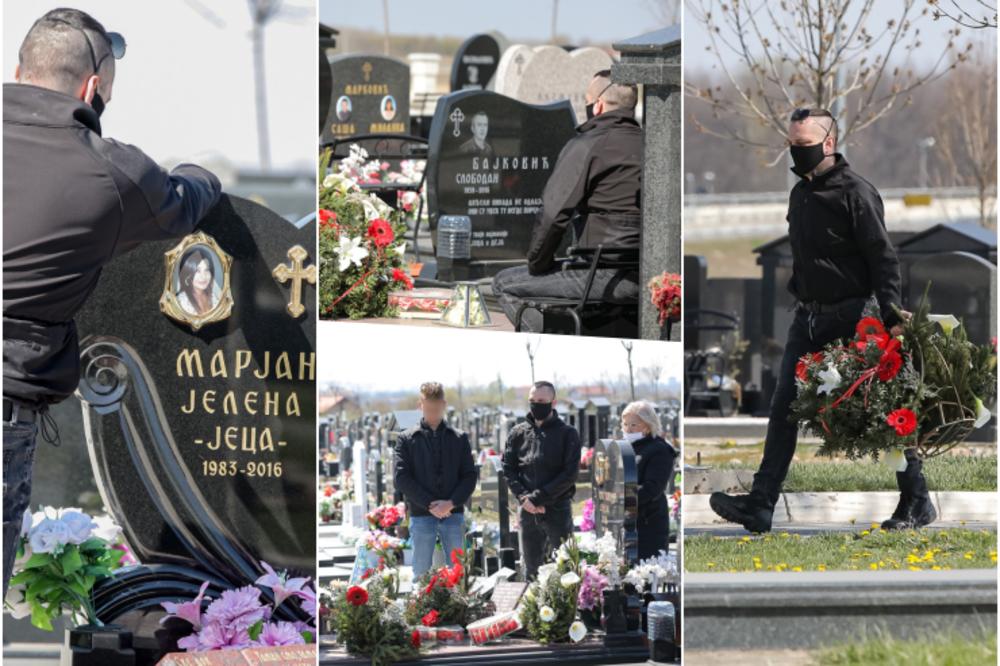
[
  {"left": 560, "top": 571, "right": 581, "bottom": 588},
  {"left": 92, "top": 514, "right": 122, "bottom": 543},
  {"left": 928, "top": 314, "right": 961, "bottom": 336},
  {"left": 5, "top": 585, "right": 32, "bottom": 620},
  {"left": 974, "top": 397, "right": 992, "bottom": 429},
  {"left": 539, "top": 606, "right": 556, "bottom": 623},
  {"left": 335, "top": 236, "right": 369, "bottom": 272},
  {"left": 536, "top": 563, "right": 557, "bottom": 586},
  {"left": 883, "top": 448, "right": 908, "bottom": 473},
  {"left": 568, "top": 620, "right": 587, "bottom": 643},
  {"left": 394, "top": 242, "right": 407, "bottom": 258},
  {"left": 817, "top": 364, "right": 842, "bottom": 395}
]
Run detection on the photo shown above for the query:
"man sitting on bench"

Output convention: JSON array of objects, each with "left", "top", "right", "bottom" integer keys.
[{"left": 491, "top": 69, "right": 643, "bottom": 334}]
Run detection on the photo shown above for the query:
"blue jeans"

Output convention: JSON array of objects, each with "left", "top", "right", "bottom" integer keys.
[
  {"left": 3, "top": 421, "right": 38, "bottom": 599},
  {"left": 409, "top": 513, "right": 465, "bottom": 578}
]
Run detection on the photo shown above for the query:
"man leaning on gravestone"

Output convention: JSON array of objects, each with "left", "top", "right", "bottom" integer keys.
[
  {"left": 393, "top": 382, "right": 478, "bottom": 578},
  {"left": 491, "top": 69, "right": 642, "bottom": 333},
  {"left": 2, "top": 8, "right": 221, "bottom": 596},
  {"left": 709, "top": 108, "right": 932, "bottom": 534},
  {"left": 502, "top": 381, "right": 582, "bottom": 580}
]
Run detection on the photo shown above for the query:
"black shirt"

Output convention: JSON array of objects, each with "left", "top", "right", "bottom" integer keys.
[
  {"left": 527, "top": 109, "right": 643, "bottom": 274},
  {"left": 786, "top": 154, "right": 902, "bottom": 327},
  {"left": 3, "top": 83, "right": 221, "bottom": 405},
  {"left": 502, "top": 411, "right": 581, "bottom": 506}
]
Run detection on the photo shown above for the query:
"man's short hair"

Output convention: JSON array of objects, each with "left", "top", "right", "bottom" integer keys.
[
  {"left": 471, "top": 111, "right": 488, "bottom": 123},
  {"left": 592, "top": 69, "right": 638, "bottom": 111},
  {"left": 420, "top": 382, "right": 446, "bottom": 401},
  {"left": 790, "top": 107, "right": 838, "bottom": 146},
  {"left": 18, "top": 8, "right": 113, "bottom": 95},
  {"left": 532, "top": 381, "right": 556, "bottom": 399}
]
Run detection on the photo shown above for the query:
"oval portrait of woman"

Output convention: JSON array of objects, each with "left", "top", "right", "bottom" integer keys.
[
  {"left": 159, "top": 232, "right": 234, "bottom": 331},
  {"left": 380, "top": 94, "right": 396, "bottom": 121}
]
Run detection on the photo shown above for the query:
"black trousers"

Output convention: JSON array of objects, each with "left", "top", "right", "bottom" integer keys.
[
  {"left": 750, "top": 302, "right": 864, "bottom": 508},
  {"left": 518, "top": 502, "right": 574, "bottom": 580}
]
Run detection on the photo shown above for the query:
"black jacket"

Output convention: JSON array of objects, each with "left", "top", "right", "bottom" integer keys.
[
  {"left": 786, "top": 155, "right": 902, "bottom": 327},
  {"left": 3, "top": 83, "right": 221, "bottom": 405},
  {"left": 633, "top": 434, "right": 676, "bottom": 559},
  {"left": 502, "top": 412, "right": 581, "bottom": 507},
  {"left": 527, "top": 110, "right": 643, "bottom": 274},
  {"left": 393, "top": 419, "right": 477, "bottom": 517}
]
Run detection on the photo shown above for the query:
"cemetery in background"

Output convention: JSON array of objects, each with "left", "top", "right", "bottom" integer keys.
[
  {"left": 317, "top": 3, "right": 681, "bottom": 342},
  {"left": 315, "top": 324, "right": 683, "bottom": 664}
]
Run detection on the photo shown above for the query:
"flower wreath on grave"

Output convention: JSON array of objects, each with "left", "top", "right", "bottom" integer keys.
[
  {"left": 330, "top": 576, "right": 419, "bottom": 666},
  {"left": 365, "top": 502, "right": 407, "bottom": 534},
  {"left": 404, "top": 547, "right": 487, "bottom": 629},
  {"left": 5, "top": 507, "right": 128, "bottom": 631},
  {"left": 648, "top": 272, "right": 682, "bottom": 327},
  {"left": 519, "top": 538, "right": 587, "bottom": 644},
  {"left": 318, "top": 144, "right": 412, "bottom": 320},
  {"left": 164, "top": 560, "right": 317, "bottom": 651},
  {"left": 791, "top": 290, "right": 997, "bottom": 461}
]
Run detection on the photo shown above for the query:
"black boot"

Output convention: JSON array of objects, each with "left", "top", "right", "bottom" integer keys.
[
  {"left": 881, "top": 449, "right": 937, "bottom": 530},
  {"left": 709, "top": 492, "right": 773, "bottom": 533}
]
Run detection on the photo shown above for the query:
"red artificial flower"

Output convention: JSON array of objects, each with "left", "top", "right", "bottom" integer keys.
[
  {"left": 446, "top": 563, "right": 463, "bottom": 587},
  {"left": 392, "top": 267, "right": 414, "bottom": 290},
  {"left": 346, "top": 585, "right": 368, "bottom": 606},
  {"left": 856, "top": 317, "right": 886, "bottom": 340},
  {"left": 324, "top": 486, "right": 333, "bottom": 497},
  {"left": 411, "top": 629, "right": 421, "bottom": 648},
  {"left": 367, "top": 218, "right": 395, "bottom": 248},
  {"left": 450, "top": 548, "right": 464, "bottom": 566},
  {"left": 886, "top": 408, "right": 917, "bottom": 436},
  {"left": 877, "top": 349, "right": 903, "bottom": 381},
  {"left": 796, "top": 358, "right": 809, "bottom": 382},
  {"left": 855, "top": 332, "right": 890, "bottom": 352},
  {"left": 360, "top": 568, "right": 373, "bottom": 581},
  {"left": 421, "top": 610, "right": 440, "bottom": 627}
]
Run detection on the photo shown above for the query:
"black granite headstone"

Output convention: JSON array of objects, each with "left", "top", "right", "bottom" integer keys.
[
  {"left": 321, "top": 54, "right": 410, "bottom": 143},
  {"left": 426, "top": 90, "right": 577, "bottom": 276},
  {"left": 450, "top": 33, "right": 502, "bottom": 91},
  {"left": 592, "top": 439, "right": 639, "bottom": 567},
  {"left": 74, "top": 196, "right": 316, "bottom": 653},
  {"left": 470, "top": 456, "right": 515, "bottom": 554},
  {"left": 906, "top": 252, "right": 995, "bottom": 345}
]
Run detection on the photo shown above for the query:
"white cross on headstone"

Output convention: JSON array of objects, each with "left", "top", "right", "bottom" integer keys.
[{"left": 449, "top": 108, "right": 465, "bottom": 137}]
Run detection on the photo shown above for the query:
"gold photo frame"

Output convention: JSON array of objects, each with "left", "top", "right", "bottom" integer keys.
[{"left": 159, "top": 231, "right": 234, "bottom": 331}]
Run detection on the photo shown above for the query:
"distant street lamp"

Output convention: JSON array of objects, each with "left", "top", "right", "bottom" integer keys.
[{"left": 918, "top": 136, "right": 936, "bottom": 190}]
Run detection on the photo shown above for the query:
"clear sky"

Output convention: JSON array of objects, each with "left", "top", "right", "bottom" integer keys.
[
  {"left": 3, "top": 1, "right": 316, "bottom": 171},
  {"left": 318, "top": 322, "right": 682, "bottom": 392},
  {"left": 319, "top": 0, "right": 677, "bottom": 45}
]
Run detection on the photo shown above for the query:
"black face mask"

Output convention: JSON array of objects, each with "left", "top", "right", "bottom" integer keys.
[
  {"left": 789, "top": 142, "right": 827, "bottom": 177},
  {"left": 529, "top": 402, "right": 552, "bottom": 421},
  {"left": 91, "top": 92, "right": 105, "bottom": 118}
]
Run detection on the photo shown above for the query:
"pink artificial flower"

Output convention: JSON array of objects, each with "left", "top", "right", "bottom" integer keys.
[
  {"left": 255, "top": 560, "right": 312, "bottom": 609},
  {"left": 161, "top": 581, "right": 210, "bottom": 629},
  {"left": 256, "top": 621, "right": 306, "bottom": 646},
  {"left": 203, "top": 585, "right": 269, "bottom": 632}
]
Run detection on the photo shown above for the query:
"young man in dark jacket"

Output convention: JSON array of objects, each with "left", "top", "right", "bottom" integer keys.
[
  {"left": 393, "top": 382, "right": 477, "bottom": 577},
  {"left": 709, "top": 109, "right": 923, "bottom": 534},
  {"left": 492, "top": 70, "right": 642, "bottom": 332},
  {"left": 502, "top": 381, "right": 582, "bottom": 579},
  {"left": 2, "top": 8, "right": 221, "bottom": 596}
]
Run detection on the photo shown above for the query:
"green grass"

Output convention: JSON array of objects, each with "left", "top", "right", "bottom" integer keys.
[
  {"left": 817, "top": 630, "right": 996, "bottom": 666},
  {"left": 711, "top": 454, "right": 997, "bottom": 492},
  {"left": 684, "top": 527, "right": 998, "bottom": 573}
]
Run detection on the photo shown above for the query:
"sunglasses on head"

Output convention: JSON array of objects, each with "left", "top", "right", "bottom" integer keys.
[
  {"left": 48, "top": 18, "right": 126, "bottom": 74},
  {"left": 790, "top": 107, "right": 835, "bottom": 124}
]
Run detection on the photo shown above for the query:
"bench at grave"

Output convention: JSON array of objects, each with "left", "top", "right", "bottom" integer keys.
[
  {"left": 73, "top": 196, "right": 316, "bottom": 665},
  {"left": 425, "top": 90, "right": 577, "bottom": 282}
]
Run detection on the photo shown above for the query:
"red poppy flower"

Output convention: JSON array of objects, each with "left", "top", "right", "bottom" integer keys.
[
  {"left": 391, "top": 267, "right": 413, "bottom": 290},
  {"left": 877, "top": 349, "right": 903, "bottom": 381},
  {"left": 421, "top": 609, "right": 440, "bottom": 627},
  {"left": 411, "top": 629, "right": 421, "bottom": 648},
  {"left": 856, "top": 317, "right": 886, "bottom": 340},
  {"left": 367, "top": 218, "right": 395, "bottom": 248},
  {"left": 886, "top": 408, "right": 917, "bottom": 436},
  {"left": 450, "top": 548, "right": 464, "bottom": 566},
  {"left": 346, "top": 585, "right": 368, "bottom": 606}
]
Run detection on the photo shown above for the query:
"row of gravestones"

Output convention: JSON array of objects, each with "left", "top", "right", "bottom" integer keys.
[{"left": 318, "top": 37, "right": 613, "bottom": 280}]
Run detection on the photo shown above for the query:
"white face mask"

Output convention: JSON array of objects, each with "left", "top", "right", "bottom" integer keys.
[{"left": 623, "top": 431, "right": 645, "bottom": 443}]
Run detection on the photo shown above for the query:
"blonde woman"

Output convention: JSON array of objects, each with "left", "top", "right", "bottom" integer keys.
[{"left": 621, "top": 400, "right": 677, "bottom": 559}]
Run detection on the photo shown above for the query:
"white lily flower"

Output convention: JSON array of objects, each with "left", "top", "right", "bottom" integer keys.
[
  {"left": 974, "top": 397, "right": 992, "bottom": 429},
  {"left": 883, "top": 448, "right": 908, "bottom": 473},
  {"left": 817, "top": 364, "right": 842, "bottom": 395},
  {"left": 928, "top": 314, "right": 961, "bottom": 336},
  {"left": 560, "top": 571, "right": 581, "bottom": 587},
  {"left": 335, "top": 236, "right": 368, "bottom": 272},
  {"left": 568, "top": 620, "right": 586, "bottom": 643},
  {"left": 539, "top": 606, "right": 556, "bottom": 623}
]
